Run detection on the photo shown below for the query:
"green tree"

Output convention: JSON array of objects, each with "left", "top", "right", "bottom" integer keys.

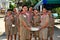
[
  {"left": 22, "top": 0, "right": 41, "bottom": 7},
  {"left": 52, "top": 7, "right": 60, "bottom": 19},
  {"left": 9, "top": 2, "right": 16, "bottom": 10},
  {"left": 52, "top": 7, "right": 60, "bottom": 14}
]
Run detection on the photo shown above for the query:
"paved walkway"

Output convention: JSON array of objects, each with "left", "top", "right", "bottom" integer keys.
[
  {"left": 0, "top": 18, "right": 5, "bottom": 35},
  {"left": 0, "top": 14, "right": 5, "bottom": 18}
]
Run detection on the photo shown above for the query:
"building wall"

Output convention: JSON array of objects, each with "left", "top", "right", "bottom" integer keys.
[{"left": 0, "top": 0, "right": 10, "bottom": 10}]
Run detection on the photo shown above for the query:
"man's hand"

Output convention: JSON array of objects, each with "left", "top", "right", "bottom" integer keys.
[
  {"left": 27, "top": 27, "right": 31, "bottom": 31},
  {"left": 38, "top": 27, "right": 42, "bottom": 31}
]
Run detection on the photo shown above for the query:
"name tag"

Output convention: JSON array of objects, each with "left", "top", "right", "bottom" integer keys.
[
  {"left": 12, "top": 24, "right": 15, "bottom": 27},
  {"left": 23, "top": 15, "right": 27, "bottom": 18}
]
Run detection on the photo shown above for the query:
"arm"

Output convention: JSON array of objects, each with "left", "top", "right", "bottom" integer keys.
[
  {"left": 22, "top": 20, "right": 31, "bottom": 31},
  {"left": 20, "top": 15, "right": 31, "bottom": 31},
  {"left": 41, "top": 21, "right": 49, "bottom": 29}
]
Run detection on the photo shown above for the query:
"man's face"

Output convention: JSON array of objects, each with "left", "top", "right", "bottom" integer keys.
[
  {"left": 7, "top": 11, "right": 11, "bottom": 16},
  {"left": 29, "top": 7, "right": 33, "bottom": 11},
  {"left": 48, "top": 11, "right": 51, "bottom": 15},
  {"left": 42, "top": 8, "right": 47, "bottom": 13},
  {"left": 34, "top": 10, "right": 38, "bottom": 15},
  {"left": 13, "top": 8, "right": 18, "bottom": 14},
  {"left": 22, "top": 6, "right": 28, "bottom": 12},
  {"left": 13, "top": 8, "right": 16, "bottom": 12}
]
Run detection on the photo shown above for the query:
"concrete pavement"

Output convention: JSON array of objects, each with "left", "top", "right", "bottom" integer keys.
[
  {"left": 0, "top": 27, "right": 60, "bottom": 40},
  {"left": 53, "top": 27, "right": 60, "bottom": 40},
  {"left": 0, "top": 14, "right": 5, "bottom": 18},
  {"left": 0, "top": 18, "right": 5, "bottom": 36}
]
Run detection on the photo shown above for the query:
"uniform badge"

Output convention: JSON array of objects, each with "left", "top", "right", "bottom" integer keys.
[
  {"left": 23, "top": 15, "right": 27, "bottom": 18},
  {"left": 12, "top": 24, "right": 15, "bottom": 27}
]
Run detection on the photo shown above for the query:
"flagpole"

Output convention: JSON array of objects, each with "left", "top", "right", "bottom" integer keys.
[{"left": 40, "top": 0, "right": 43, "bottom": 13}]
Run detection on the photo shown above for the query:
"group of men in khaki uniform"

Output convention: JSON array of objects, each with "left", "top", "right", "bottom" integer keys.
[
  {"left": 4, "top": 8, "right": 20, "bottom": 40},
  {"left": 4, "top": 5, "right": 54, "bottom": 40}
]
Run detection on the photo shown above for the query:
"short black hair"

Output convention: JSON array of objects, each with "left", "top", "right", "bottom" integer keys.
[
  {"left": 42, "top": 8, "right": 46, "bottom": 9},
  {"left": 33, "top": 9, "right": 38, "bottom": 11},
  {"left": 7, "top": 9, "right": 12, "bottom": 11},
  {"left": 22, "top": 5, "right": 27, "bottom": 8}
]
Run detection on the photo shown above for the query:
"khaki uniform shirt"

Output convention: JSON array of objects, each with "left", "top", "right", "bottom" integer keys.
[
  {"left": 40, "top": 14, "right": 49, "bottom": 39},
  {"left": 4, "top": 15, "right": 13, "bottom": 35},
  {"left": 49, "top": 14, "right": 54, "bottom": 27},
  {"left": 40, "top": 14, "right": 49, "bottom": 27},
  {"left": 19, "top": 14, "right": 31, "bottom": 40}
]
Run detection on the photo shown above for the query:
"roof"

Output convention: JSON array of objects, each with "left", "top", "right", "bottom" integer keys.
[
  {"left": 34, "top": 0, "right": 60, "bottom": 9},
  {"left": 43, "top": 0, "right": 60, "bottom": 4}
]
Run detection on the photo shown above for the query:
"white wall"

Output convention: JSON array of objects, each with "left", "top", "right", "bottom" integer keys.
[{"left": 0, "top": 0, "right": 10, "bottom": 10}]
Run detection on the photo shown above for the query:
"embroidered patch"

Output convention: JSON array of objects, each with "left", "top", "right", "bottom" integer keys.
[{"left": 23, "top": 15, "right": 27, "bottom": 18}]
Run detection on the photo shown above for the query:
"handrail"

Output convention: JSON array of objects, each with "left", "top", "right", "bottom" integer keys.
[{"left": 34, "top": 0, "right": 43, "bottom": 9}]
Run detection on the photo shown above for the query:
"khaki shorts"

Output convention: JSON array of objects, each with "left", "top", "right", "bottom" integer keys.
[
  {"left": 48, "top": 27, "right": 54, "bottom": 37},
  {"left": 20, "top": 26, "right": 26, "bottom": 40},
  {"left": 40, "top": 28, "right": 48, "bottom": 39},
  {"left": 11, "top": 26, "right": 17, "bottom": 35}
]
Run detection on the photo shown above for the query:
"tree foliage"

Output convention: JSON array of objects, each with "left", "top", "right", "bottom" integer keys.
[
  {"left": 22, "top": 0, "right": 41, "bottom": 7},
  {"left": 9, "top": 2, "right": 16, "bottom": 10},
  {"left": 52, "top": 7, "right": 60, "bottom": 14},
  {"left": 52, "top": 7, "right": 60, "bottom": 19}
]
